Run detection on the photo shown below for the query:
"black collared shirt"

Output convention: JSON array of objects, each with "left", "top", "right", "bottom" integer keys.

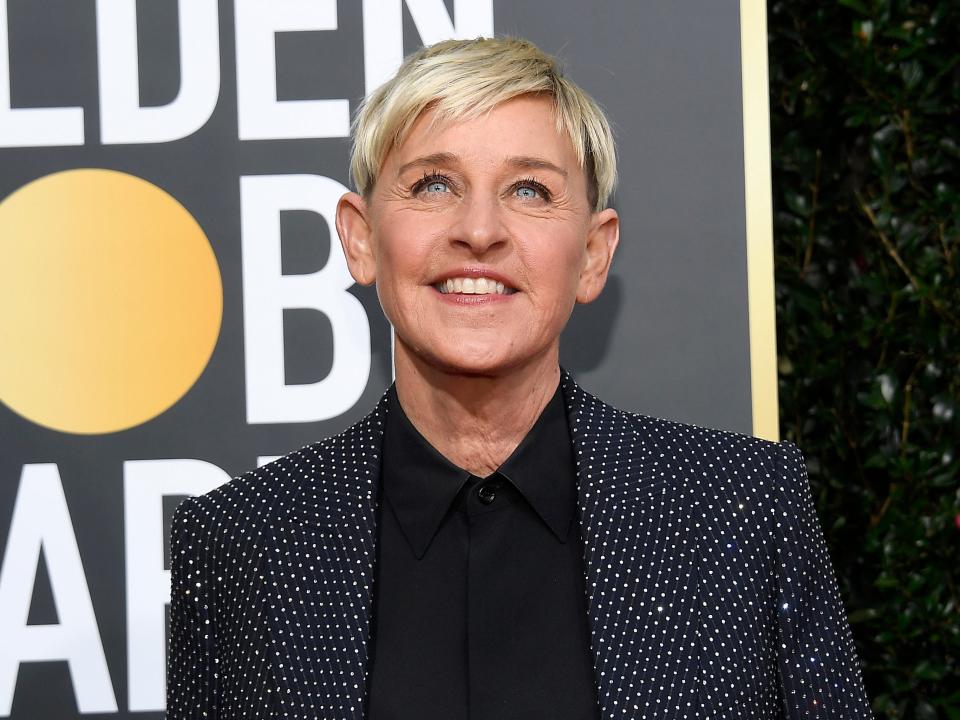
[{"left": 367, "top": 383, "right": 600, "bottom": 720}]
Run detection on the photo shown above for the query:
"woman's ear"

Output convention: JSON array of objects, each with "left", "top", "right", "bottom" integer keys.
[
  {"left": 336, "top": 192, "right": 377, "bottom": 286},
  {"left": 576, "top": 208, "right": 620, "bottom": 303}
]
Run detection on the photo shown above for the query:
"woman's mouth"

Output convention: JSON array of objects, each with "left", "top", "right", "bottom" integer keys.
[{"left": 433, "top": 277, "right": 517, "bottom": 295}]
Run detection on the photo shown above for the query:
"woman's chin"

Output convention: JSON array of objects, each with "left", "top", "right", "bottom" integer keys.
[
  {"left": 425, "top": 349, "right": 513, "bottom": 378},
  {"left": 400, "top": 336, "right": 555, "bottom": 380}
]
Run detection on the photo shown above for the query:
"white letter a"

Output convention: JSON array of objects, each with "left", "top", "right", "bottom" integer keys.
[{"left": 0, "top": 464, "right": 117, "bottom": 715}]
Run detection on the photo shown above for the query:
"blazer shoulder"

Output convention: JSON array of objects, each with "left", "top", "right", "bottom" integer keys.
[
  {"left": 174, "top": 399, "right": 386, "bottom": 531},
  {"left": 635, "top": 410, "right": 809, "bottom": 498},
  {"left": 577, "top": 384, "right": 777, "bottom": 456},
  {"left": 170, "top": 441, "right": 323, "bottom": 538},
  {"left": 631, "top": 408, "right": 779, "bottom": 457},
  {"left": 576, "top": 387, "right": 801, "bottom": 499}
]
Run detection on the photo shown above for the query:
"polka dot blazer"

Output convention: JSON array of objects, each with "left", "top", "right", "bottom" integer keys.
[{"left": 167, "top": 372, "right": 872, "bottom": 719}]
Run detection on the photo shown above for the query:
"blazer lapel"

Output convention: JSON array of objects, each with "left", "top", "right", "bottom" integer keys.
[
  {"left": 261, "top": 394, "right": 388, "bottom": 720},
  {"left": 562, "top": 373, "right": 701, "bottom": 717}
]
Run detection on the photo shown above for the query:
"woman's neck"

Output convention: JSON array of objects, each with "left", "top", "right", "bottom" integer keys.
[{"left": 393, "top": 344, "right": 561, "bottom": 477}]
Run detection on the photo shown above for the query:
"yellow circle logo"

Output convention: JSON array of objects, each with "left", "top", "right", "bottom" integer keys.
[{"left": 0, "top": 169, "right": 223, "bottom": 434}]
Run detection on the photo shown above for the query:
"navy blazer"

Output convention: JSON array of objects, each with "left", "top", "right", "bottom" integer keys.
[{"left": 166, "top": 374, "right": 872, "bottom": 719}]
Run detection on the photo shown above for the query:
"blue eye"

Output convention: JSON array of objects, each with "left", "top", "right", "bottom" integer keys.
[
  {"left": 425, "top": 180, "right": 449, "bottom": 193},
  {"left": 513, "top": 178, "right": 550, "bottom": 201}
]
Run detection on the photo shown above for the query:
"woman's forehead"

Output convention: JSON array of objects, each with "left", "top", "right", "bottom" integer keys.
[{"left": 384, "top": 95, "right": 580, "bottom": 174}]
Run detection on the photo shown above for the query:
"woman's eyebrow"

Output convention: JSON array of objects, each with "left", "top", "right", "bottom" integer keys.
[
  {"left": 506, "top": 156, "right": 568, "bottom": 177},
  {"left": 397, "top": 152, "right": 460, "bottom": 176}
]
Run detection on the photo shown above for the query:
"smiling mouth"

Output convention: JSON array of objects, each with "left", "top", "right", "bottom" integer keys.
[{"left": 434, "top": 277, "right": 517, "bottom": 295}]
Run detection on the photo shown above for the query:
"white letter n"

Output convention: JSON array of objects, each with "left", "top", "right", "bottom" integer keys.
[{"left": 362, "top": 0, "right": 494, "bottom": 94}]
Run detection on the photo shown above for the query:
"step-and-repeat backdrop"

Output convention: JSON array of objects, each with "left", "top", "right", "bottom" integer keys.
[{"left": 0, "top": 1, "right": 776, "bottom": 717}]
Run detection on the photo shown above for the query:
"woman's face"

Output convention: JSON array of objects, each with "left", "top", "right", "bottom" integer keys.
[{"left": 338, "top": 93, "right": 618, "bottom": 378}]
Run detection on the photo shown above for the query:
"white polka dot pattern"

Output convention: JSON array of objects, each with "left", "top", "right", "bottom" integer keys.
[{"left": 167, "top": 372, "right": 872, "bottom": 719}]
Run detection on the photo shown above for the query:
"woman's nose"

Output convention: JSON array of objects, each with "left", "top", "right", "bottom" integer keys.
[{"left": 451, "top": 193, "right": 508, "bottom": 254}]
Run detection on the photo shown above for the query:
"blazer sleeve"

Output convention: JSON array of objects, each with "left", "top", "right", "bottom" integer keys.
[
  {"left": 773, "top": 441, "right": 872, "bottom": 718},
  {"left": 166, "top": 498, "right": 218, "bottom": 719}
]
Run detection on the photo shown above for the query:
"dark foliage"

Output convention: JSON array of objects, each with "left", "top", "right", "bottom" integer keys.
[{"left": 768, "top": 0, "right": 959, "bottom": 716}]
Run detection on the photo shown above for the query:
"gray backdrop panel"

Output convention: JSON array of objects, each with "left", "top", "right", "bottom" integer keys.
[{"left": 0, "top": 1, "right": 751, "bottom": 717}]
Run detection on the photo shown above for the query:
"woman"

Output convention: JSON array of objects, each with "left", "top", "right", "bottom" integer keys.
[{"left": 167, "top": 37, "right": 872, "bottom": 719}]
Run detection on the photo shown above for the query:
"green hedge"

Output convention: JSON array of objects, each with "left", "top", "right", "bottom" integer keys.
[{"left": 768, "top": 0, "right": 959, "bottom": 716}]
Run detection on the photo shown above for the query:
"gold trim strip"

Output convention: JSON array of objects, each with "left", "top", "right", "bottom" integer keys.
[{"left": 740, "top": 0, "right": 780, "bottom": 440}]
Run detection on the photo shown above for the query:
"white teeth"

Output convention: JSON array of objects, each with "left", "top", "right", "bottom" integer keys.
[{"left": 437, "top": 276, "right": 513, "bottom": 295}]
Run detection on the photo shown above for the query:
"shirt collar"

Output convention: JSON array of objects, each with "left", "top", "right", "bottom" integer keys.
[{"left": 380, "top": 382, "right": 577, "bottom": 559}]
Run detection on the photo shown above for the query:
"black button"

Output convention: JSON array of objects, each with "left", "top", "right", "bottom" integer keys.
[{"left": 477, "top": 483, "right": 497, "bottom": 504}]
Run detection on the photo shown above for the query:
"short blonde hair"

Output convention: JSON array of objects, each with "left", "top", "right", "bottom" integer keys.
[{"left": 350, "top": 37, "right": 617, "bottom": 211}]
